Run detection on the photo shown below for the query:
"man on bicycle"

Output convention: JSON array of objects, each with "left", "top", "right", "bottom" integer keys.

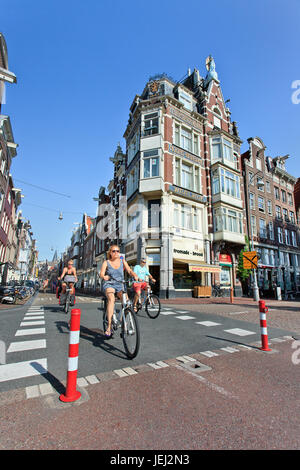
[{"left": 132, "top": 257, "right": 156, "bottom": 312}]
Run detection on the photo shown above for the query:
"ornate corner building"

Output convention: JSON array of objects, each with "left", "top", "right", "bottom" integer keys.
[{"left": 122, "top": 57, "right": 246, "bottom": 298}]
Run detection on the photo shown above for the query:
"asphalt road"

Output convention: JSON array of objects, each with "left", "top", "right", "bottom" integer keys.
[{"left": 0, "top": 292, "right": 295, "bottom": 395}]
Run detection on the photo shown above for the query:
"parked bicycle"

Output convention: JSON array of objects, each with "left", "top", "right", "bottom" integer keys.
[
  {"left": 211, "top": 284, "right": 226, "bottom": 298},
  {"left": 102, "top": 280, "right": 140, "bottom": 359},
  {"left": 134, "top": 281, "right": 161, "bottom": 319}
]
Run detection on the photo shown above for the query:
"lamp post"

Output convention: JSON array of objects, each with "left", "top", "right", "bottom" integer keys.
[{"left": 246, "top": 171, "right": 265, "bottom": 301}]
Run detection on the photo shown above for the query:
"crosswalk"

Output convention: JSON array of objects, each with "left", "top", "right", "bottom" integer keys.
[
  {"left": 160, "top": 308, "right": 257, "bottom": 337},
  {"left": 0, "top": 305, "right": 47, "bottom": 383}
]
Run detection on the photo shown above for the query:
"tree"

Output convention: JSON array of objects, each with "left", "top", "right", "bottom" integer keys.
[{"left": 237, "top": 236, "right": 251, "bottom": 293}]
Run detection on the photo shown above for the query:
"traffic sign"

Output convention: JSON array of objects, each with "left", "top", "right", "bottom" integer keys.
[{"left": 243, "top": 251, "right": 258, "bottom": 269}]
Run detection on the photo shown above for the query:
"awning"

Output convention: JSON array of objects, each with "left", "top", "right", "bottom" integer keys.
[{"left": 174, "top": 258, "right": 221, "bottom": 273}]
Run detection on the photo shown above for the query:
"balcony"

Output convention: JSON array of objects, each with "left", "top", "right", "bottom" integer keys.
[{"left": 213, "top": 230, "right": 245, "bottom": 245}]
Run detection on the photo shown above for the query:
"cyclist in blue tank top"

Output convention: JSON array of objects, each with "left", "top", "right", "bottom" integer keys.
[{"left": 99, "top": 244, "right": 138, "bottom": 337}]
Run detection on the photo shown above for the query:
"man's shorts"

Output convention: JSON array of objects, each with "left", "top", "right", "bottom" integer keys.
[{"left": 133, "top": 282, "right": 148, "bottom": 293}]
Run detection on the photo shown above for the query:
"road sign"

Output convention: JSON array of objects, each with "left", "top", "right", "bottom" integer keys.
[{"left": 243, "top": 251, "right": 258, "bottom": 269}]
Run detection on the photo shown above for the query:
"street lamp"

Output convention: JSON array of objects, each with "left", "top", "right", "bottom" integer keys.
[{"left": 247, "top": 171, "right": 265, "bottom": 301}]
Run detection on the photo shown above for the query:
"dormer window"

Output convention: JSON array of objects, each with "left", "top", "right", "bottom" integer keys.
[{"left": 178, "top": 90, "right": 193, "bottom": 111}]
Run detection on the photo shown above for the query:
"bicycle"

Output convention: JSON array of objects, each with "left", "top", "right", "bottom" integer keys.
[
  {"left": 59, "top": 279, "right": 76, "bottom": 314},
  {"left": 134, "top": 281, "right": 161, "bottom": 319},
  {"left": 211, "top": 284, "right": 226, "bottom": 298},
  {"left": 102, "top": 280, "right": 140, "bottom": 359}
]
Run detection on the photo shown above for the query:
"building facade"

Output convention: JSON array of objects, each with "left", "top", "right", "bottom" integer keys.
[
  {"left": 242, "top": 138, "right": 300, "bottom": 297},
  {"left": 122, "top": 57, "right": 245, "bottom": 298}
]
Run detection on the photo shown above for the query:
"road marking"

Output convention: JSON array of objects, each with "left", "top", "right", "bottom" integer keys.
[
  {"left": 156, "top": 361, "right": 169, "bottom": 368},
  {"left": 85, "top": 375, "right": 100, "bottom": 384},
  {"left": 220, "top": 347, "right": 240, "bottom": 353},
  {"left": 176, "top": 315, "right": 195, "bottom": 320},
  {"left": 176, "top": 356, "right": 196, "bottom": 364},
  {"left": 0, "top": 358, "right": 47, "bottom": 382},
  {"left": 15, "top": 328, "right": 46, "bottom": 336},
  {"left": 224, "top": 328, "right": 256, "bottom": 337},
  {"left": 176, "top": 310, "right": 188, "bottom": 313},
  {"left": 160, "top": 311, "right": 178, "bottom": 315},
  {"left": 148, "top": 362, "right": 163, "bottom": 369},
  {"left": 77, "top": 377, "right": 89, "bottom": 387},
  {"left": 227, "top": 311, "right": 249, "bottom": 315},
  {"left": 20, "top": 321, "right": 45, "bottom": 327},
  {"left": 25, "top": 311, "right": 45, "bottom": 316},
  {"left": 114, "top": 369, "right": 129, "bottom": 377},
  {"left": 199, "top": 351, "right": 219, "bottom": 358},
  {"left": 23, "top": 316, "right": 44, "bottom": 320},
  {"left": 196, "top": 321, "right": 221, "bottom": 327},
  {"left": 39, "top": 383, "right": 54, "bottom": 396},
  {"left": 26, "top": 385, "right": 40, "bottom": 399},
  {"left": 7, "top": 340, "right": 46, "bottom": 353},
  {"left": 123, "top": 367, "right": 138, "bottom": 375}
]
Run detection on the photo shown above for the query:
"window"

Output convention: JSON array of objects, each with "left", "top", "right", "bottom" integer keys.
[
  {"left": 267, "top": 200, "right": 272, "bottom": 215},
  {"left": 283, "top": 208, "right": 288, "bottom": 221},
  {"left": 291, "top": 231, "right": 297, "bottom": 247},
  {"left": 250, "top": 215, "right": 257, "bottom": 236},
  {"left": 256, "top": 158, "right": 262, "bottom": 170},
  {"left": 277, "top": 227, "right": 283, "bottom": 244},
  {"left": 257, "top": 177, "right": 264, "bottom": 191},
  {"left": 290, "top": 211, "right": 295, "bottom": 224},
  {"left": 258, "top": 196, "right": 265, "bottom": 212},
  {"left": 148, "top": 200, "right": 161, "bottom": 228},
  {"left": 144, "top": 112, "right": 159, "bottom": 136},
  {"left": 259, "top": 219, "right": 267, "bottom": 238},
  {"left": 268, "top": 222, "right": 274, "bottom": 240},
  {"left": 127, "top": 130, "right": 140, "bottom": 164},
  {"left": 143, "top": 149, "right": 159, "bottom": 178},
  {"left": 173, "top": 202, "right": 199, "bottom": 231},
  {"left": 281, "top": 190, "right": 286, "bottom": 203},
  {"left": 274, "top": 186, "right": 280, "bottom": 200},
  {"left": 288, "top": 193, "right": 293, "bottom": 206},
  {"left": 276, "top": 205, "right": 281, "bottom": 219},
  {"left": 249, "top": 193, "right": 255, "bottom": 209},
  {"left": 249, "top": 171, "right": 254, "bottom": 185},
  {"left": 211, "top": 136, "right": 235, "bottom": 166},
  {"left": 175, "top": 158, "right": 201, "bottom": 193},
  {"left": 213, "top": 207, "right": 243, "bottom": 234},
  {"left": 285, "top": 229, "right": 291, "bottom": 245},
  {"left": 178, "top": 90, "right": 193, "bottom": 111},
  {"left": 212, "top": 167, "right": 240, "bottom": 199},
  {"left": 174, "top": 123, "right": 200, "bottom": 156},
  {"left": 266, "top": 181, "right": 271, "bottom": 192}
]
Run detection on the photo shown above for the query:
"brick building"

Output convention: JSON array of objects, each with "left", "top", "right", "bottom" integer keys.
[
  {"left": 122, "top": 57, "right": 245, "bottom": 298},
  {"left": 242, "top": 138, "right": 300, "bottom": 297}
]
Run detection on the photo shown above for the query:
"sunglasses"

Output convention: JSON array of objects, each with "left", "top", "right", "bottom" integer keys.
[{"left": 112, "top": 249, "right": 120, "bottom": 253}]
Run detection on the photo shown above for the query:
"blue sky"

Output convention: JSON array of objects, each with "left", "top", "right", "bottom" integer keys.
[{"left": 1, "top": 0, "right": 299, "bottom": 260}]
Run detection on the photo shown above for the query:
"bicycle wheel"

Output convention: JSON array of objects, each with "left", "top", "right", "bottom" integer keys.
[
  {"left": 145, "top": 294, "right": 161, "bottom": 319},
  {"left": 122, "top": 307, "right": 140, "bottom": 359}
]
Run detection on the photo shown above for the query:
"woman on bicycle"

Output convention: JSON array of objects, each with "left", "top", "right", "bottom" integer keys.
[
  {"left": 99, "top": 244, "right": 138, "bottom": 338},
  {"left": 58, "top": 259, "right": 78, "bottom": 302}
]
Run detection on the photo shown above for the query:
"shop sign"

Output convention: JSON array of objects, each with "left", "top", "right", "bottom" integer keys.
[
  {"left": 147, "top": 254, "right": 160, "bottom": 266},
  {"left": 219, "top": 254, "right": 232, "bottom": 266},
  {"left": 173, "top": 240, "right": 204, "bottom": 261}
]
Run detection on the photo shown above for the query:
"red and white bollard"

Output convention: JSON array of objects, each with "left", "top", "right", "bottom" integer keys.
[
  {"left": 259, "top": 300, "right": 271, "bottom": 352},
  {"left": 59, "top": 308, "right": 82, "bottom": 402}
]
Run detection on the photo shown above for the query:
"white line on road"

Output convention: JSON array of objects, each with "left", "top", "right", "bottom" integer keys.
[
  {"left": 7, "top": 340, "right": 46, "bottom": 353},
  {"left": 20, "top": 321, "right": 45, "bottom": 327},
  {"left": 15, "top": 328, "right": 46, "bottom": 336},
  {"left": 0, "top": 358, "right": 47, "bottom": 382},
  {"left": 176, "top": 316, "right": 196, "bottom": 320}
]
